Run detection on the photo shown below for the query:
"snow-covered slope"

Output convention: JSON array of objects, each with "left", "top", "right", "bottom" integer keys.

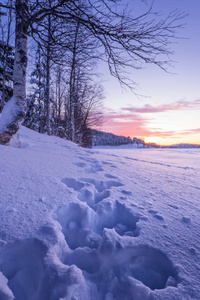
[{"left": 0, "top": 127, "right": 200, "bottom": 300}]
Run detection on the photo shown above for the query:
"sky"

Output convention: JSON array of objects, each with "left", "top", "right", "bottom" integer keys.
[{"left": 99, "top": 0, "right": 200, "bottom": 145}]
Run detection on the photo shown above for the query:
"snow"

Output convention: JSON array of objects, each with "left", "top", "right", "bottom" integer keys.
[
  {"left": 0, "top": 126, "right": 200, "bottom": 300},
  {"left": 0, "top": 96, "right": 19, "bottom": 135}
]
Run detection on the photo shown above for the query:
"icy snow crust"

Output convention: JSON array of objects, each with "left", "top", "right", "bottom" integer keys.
[{"left": 0, "top": 127, "right": 200, "bottom": 299}]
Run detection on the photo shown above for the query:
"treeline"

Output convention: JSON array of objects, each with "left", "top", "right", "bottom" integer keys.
[{"left": 91, "top": 130, "right": 145, "bottom": 147}]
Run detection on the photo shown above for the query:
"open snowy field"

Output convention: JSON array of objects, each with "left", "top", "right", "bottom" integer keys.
[{"left": 0, "top": 127, "right": 200, "bottom": 300}]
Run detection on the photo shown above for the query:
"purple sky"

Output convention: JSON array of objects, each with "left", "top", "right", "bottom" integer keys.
[{"left": 99, "top": 0, "right": 200, "bottom": 145}]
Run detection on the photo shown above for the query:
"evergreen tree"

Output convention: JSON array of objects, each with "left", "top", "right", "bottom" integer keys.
[
  {"left": 0, "top": 41, "right": 14, "bottom": 112},
  {"left": 0, "top": 5, "right": 14, "bottom": 112},
  {"left": 24, "top": 44, "right": 47, "bottom": 132}
]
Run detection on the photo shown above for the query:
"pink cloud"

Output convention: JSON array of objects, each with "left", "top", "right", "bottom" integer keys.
[
  {"left": 102, "top": 112, "right": 175, "bottom": 138},
  {"left": 121, "top": 99, "right": 200, "bottom": 114},
  {"left": 102, "top": 112, "right": 150, "bottom": 137},
  {"left": 101, "top": 109, "right": 200, "bottom": 140},
  {"left": 180, "top": 128, "right": 200, "bottom": 135}
]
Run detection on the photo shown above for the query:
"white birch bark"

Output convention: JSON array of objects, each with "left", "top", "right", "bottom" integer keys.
[{"left": 0, "top": 0, "right": 28, "bottom": 145}]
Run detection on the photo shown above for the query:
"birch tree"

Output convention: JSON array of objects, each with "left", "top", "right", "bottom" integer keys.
[{"left": 0, "top": 0, "right": 28, "bottom": 145}]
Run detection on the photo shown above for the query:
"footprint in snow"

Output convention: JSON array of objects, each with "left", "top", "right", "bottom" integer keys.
[
  {"left": 0, "top": 237, "right": 83, "bottom": 300},
  {"left": 61, "top": 177, "right": 85, "bottom": 191},
  {"left": 61, "top": 176, "right": 124, "bottom": 210},
  {"left": 76, "top": 156, "right": 104, "bottom": 173},
  {"left": 74, "top": 178, "right": 123, "bottom": 209},
  {"left": 0, "top": 238, "right": 47, "bottom": 300},
  {"left": 52, "top": 200, "right": 140, "bottom": 250},
  {"left": 79, "top": 178, "right": 123, "bottom": 192},
  {"left": 0, "top": 211, "right": 179, "bottom": 300},
  {"left": 77, "top": 187, "right": 111, "bottom": 208},
  {"left": 63, "top": 234, "right": 179, "bottom": 299}
]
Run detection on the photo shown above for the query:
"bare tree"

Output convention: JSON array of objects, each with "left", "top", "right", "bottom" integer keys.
[{"left": 0, "top": 0, "right": 185, "bottom": 145}]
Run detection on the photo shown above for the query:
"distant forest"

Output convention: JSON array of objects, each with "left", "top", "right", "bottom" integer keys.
[
  {"left": 91, "top": 130, "right": 200, "bottom": 148},
  {"left": 91, "top": 129, "right": 145, "bottom": 147}
]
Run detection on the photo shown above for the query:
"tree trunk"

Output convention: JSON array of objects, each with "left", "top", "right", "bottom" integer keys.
[
  {"left": 46, "top": 14, "right": 51, "bottom": 135},
  {"left": 0, "top": 0, "right": 28, "bottom": 145},
  {"left": 38, "top": 44, "right": 42, "bottom": 133},
  {"left": 69, "top": 21, "right": 79, "bottom": 142}
]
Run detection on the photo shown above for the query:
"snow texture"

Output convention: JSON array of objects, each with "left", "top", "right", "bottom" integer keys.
[
  {"left": 0, "top": 126, "right": 200, "bottom": 299},
  {"left": 0, "top": 96, "right": 19, "bottom": 134}
]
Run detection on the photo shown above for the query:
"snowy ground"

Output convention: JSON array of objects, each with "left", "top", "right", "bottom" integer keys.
[{"left": 0, "top": 126, "right": 200, "bottom": 300}]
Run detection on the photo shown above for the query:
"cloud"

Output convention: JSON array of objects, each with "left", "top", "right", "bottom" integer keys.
[
  {"left": 102, "top": 109, "right": 200, "bottom": 140},
  {"left": 121, "top": 99, "right": 200, "bottom": 114},
  {"left": 102, "top": 112, "right": 151, "bottom": 137},
  {"left": 100, "top": 99, "right": 200, "bottom": 142},
  {"left": 180, "top": 128, "right": 200, "bottom": 135}
]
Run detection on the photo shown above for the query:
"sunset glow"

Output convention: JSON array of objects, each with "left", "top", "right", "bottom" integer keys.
[
  {"left": 101, "top": 98, "right": 200, "bottom": 145},
  {"left": 99, "top": 1, "right": 200, "bottom": 146},
  {"left": 144, "top": 137, "right": 162, "bottom": 144}
]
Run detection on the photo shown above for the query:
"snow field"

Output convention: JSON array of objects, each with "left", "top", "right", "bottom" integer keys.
[{"left": 0, "top": 127, "right": 199, "bottom": 299}]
